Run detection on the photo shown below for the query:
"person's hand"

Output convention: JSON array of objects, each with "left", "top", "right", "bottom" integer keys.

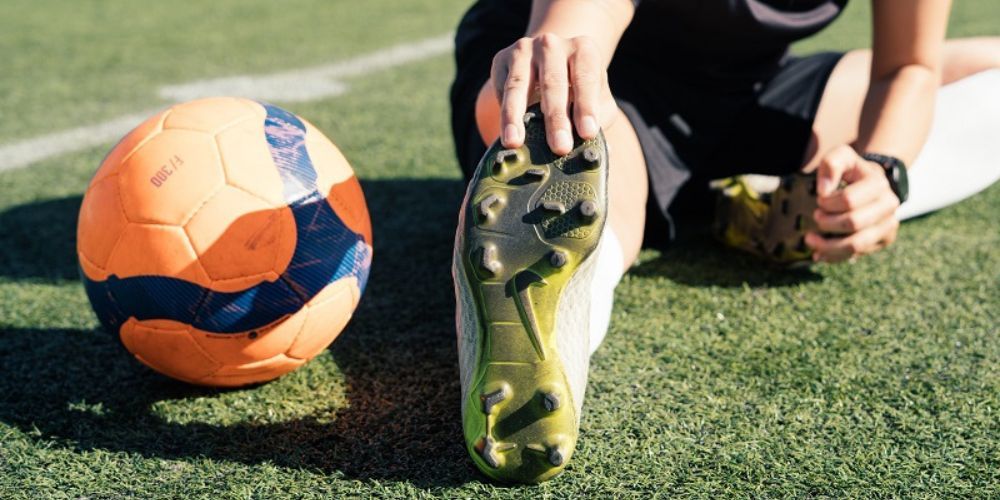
[
  {"left": 490, "top": 33, "right": 617, "bottom": 156},
  {"left": 805, "top": 145, "right": 901, "bottom": 263}
]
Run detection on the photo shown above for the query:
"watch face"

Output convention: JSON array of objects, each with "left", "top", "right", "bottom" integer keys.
[
  {"left": 894, "top": 163, "right": 909, "bottom": 203},
  {"left": 863, "top": 153, "right": 908, "bottom": 203}
]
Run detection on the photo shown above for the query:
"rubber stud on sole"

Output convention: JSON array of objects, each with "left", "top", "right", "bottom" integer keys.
[
  {"left": 478, "top": 437, "right": 514, "bottom": 469},
  {"left": 524, "top": 168, "right": 546, "bottom": 180},
  {"left": 480, "top": 246, "right": 502, "bottom": 275},
  {"left": 579, "top": 199, "right": 598, "bottom": 219},
  {"left": 482, "top": 387, "right": 508, "bottom": 415},
  {"left": 549, "top": 250, "right": 567, "bottom": 268},
  {"left": 496, "top": 150, "right": 518, "bottom": 164},
  {"left": 548, "top": 447, "right": 565, "bottom": 466},
  {"left": 478, "top": 193, "right": 501, "bottom": 221},
  {"left": 494, "top": 150, "right": 519, "bottom": 175},
  {"left": 542, "top": 392, "right": 561, "bottom": 412},
  {"left": 542, "top": 200, "right": 566, "bottom": 214},
  {"left": 582, "top": 146, "right": 600, "bottom": 167}
]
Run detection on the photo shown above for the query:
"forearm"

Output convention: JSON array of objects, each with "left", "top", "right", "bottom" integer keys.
[
  {"left": 858, "top": 0, "right": 951, "bottom": 166},
  {"left": 855, "top": 64, "right": 939, "bottom": 165},
  {"left": 526, "top": 0, "right": 634, "bottom": 66}
]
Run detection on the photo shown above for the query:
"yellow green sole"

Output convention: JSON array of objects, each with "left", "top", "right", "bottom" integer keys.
[{"left": 459, "top": 107, "right": 608, "bottom": 483}]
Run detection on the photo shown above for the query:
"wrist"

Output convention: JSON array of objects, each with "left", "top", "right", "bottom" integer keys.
[{"left": 862, "top": 152, "right": 909, "bottom": 203}]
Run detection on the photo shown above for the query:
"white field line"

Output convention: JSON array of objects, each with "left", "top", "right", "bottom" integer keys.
[{"left": 0, "top": 34, "right": 453, "bottom": 173}]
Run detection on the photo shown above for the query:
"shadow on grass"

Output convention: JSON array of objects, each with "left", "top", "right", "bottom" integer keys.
[
  {"left": 0, "top": 177, "right": 480, "bottom": 487},
  {"left": 0, "top": 196, "right": 81, "bottom": 281},
  {"left": 635, "top": 211, "right": 823, "bottom": 288},
  {"left": 635, "top": 232, "right": 823, "bottom": 288}
]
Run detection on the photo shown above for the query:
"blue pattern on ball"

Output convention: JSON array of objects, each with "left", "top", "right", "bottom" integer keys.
[{"left": 82, "top": 103, "right": 371, "bottom": 334}]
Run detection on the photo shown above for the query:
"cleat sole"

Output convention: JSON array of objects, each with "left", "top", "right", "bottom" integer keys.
[{"left": 459, "top": 104, "right": 608, "bottom": 483}]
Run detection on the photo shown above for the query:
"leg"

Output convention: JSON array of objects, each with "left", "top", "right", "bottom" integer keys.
[
  {"left": 805, "top": 37, "right": 1000, "bottom": 171},
  {"left": 805, "top": 37, "right": 1000, "bottom": 219},
  {"left": 715, "top": 38, "right": 1000, "bottom": 265},
  {"left": 474, "top": 81, "right": 649, "bottom": 272},
  {"left": 940, "top": 37, "right": 1000, "bottom": 84}
]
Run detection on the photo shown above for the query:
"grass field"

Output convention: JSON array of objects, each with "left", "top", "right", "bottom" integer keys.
[{"left": 1, "top": 0, "right": 998, "bottom": 497}]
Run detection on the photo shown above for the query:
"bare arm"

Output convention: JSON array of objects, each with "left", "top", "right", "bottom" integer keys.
[
  {"left": 856, "top": 0, "right": 952, "bottom": 165},
  {"left": 808, "top": 0, "right": 952, "bottom": 262},
  {"left": 492, "top": 0, "right": 635, "bottom": 154},
  {"left": 526, "top": 0, "right": 634, "bottom": 65}
]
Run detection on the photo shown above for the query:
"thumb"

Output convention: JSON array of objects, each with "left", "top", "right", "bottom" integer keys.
[{"left": 816, "top": 146, "right": 855, "bottom": 198}]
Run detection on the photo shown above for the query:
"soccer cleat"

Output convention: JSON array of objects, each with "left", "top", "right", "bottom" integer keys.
[
  {"left": 453, "top": 105, "right": 609, "bottom": 483},
  {"left": 712, "top": 173, "right": 820, "bottom": 267}
]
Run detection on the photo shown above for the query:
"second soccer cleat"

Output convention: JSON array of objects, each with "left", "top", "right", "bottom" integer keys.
[{"left": 712, "top": 173, "right": 820, "bottom": 267}]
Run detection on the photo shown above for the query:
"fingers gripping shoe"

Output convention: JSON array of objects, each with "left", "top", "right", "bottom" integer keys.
[
  {"left": 712, "top": 173, "right": 820, "bottom": 267},
  {"left": 453, "top": 107, "right": 608, "bottom": 483}
]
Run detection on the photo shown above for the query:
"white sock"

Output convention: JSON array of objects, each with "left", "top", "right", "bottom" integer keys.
[
  {"left": 897, "top": 68, "right": 1000, "bottom": 220},
  {"left": 588, "top": 227, "right": 625, "bottom": 355}
]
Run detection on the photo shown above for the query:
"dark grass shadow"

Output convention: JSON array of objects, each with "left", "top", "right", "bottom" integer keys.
[
  {"left": 635, "top": 209, "right": 823, "bottom": 288},
  {"left": 634, "top": 232, "right": 824, "bottom": 288},
  {"left": 0, "top": 177, "right": 481, "bottom": 487},
  {"left": 0, "top": 196, "right": 81, "bottom": 281}
]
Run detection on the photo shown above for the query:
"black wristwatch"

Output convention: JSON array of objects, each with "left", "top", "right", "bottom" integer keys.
[{"left": 862, "top": 152, "right": 909, "bottom": 203}]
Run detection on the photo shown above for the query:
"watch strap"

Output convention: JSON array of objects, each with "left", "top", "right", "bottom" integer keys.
[{"left": 862, "top": 152, "right": 908, "bottom": 203}]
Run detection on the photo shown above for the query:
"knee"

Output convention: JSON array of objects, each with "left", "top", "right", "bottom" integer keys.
[
  {"left": 969, "top": 37, "right": 1000, "bottom": 70},
  {"left": 474, "top": 80, "right": 501, "bottom": 145},
  {"left": 942, "top": 37, "right": 1000, "bottom": 84},
  {"left": 985, "top": 42, "right": 1000, "bottom": 70}
]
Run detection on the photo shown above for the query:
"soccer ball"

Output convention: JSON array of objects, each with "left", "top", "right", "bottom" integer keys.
[{"left": 77, "top": 97, "right": 373, "bottom": 387}]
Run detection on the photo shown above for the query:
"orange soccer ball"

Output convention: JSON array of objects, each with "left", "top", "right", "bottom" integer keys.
[{"left": 77, "top": 97, "right": 373, "bottom": 387}]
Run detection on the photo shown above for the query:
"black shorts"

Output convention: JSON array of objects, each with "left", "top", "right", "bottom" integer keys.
[{"left": 450, "top": 20, "right": 844, "bottom": 241}]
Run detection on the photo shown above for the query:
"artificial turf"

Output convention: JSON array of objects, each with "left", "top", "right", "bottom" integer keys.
[{"left": 1, "top": 0, "right": 998, "bottom": 497}]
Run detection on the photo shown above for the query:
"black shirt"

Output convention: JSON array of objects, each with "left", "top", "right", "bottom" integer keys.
[
  {"left": 618, "top": 0, "right": 848, "bottom": 87},
  {"left": 455, "top": 0, "right": 848, "bottom": 90}
]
